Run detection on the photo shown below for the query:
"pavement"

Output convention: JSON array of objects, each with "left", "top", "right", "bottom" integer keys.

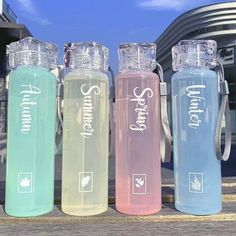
[{"left": 0, "top": 137, "right": 234, "bottom": 235}]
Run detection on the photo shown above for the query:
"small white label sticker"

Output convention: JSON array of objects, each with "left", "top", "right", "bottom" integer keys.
[
  {"left": 79, "top": 172, "right": 93, "bottom": 192},
  {"left": 133, "top": 174, "right": 146, "bottom": 195},
  {"left": 18, "top": 172, "right": 32, "bottom": 193},
  {"left": 189, "top": 172, "right": 204, "bottom": 193}
]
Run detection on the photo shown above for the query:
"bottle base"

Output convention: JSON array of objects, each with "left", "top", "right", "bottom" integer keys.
[
  {"left": 175, "top": 204, "right": 222, "bottom": 216},
  {"left": 62, "top": 205, "right": 107, "bottom": 216},
  {"left": 116, "top": 205, "right": 161, "bottom": 216},
  {"left": 5, "top": 205, "right": 53, "bottom": 217}
]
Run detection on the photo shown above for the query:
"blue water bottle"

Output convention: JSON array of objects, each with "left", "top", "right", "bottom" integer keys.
[
  {"left": 5, "top": 37, "right": 58, "bottom": 217},
  {"left": 171, "top": 40, "right": 231, "bottom": 215}
]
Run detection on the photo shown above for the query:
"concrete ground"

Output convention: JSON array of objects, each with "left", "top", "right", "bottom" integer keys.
[{"left": 0, "top": 141, "right": 234, "bottom": 235}]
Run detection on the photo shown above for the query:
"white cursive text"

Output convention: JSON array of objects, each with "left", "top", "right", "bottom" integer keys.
[
  {"left": 20, "top": 84, "right": 41, "bottom": 134},
  {"left": 80, "top": 84, "right": 101, "bottom": 138},
  {"left": 130, "top": 87, "right": 153, "bottom": 133},
  {"left": 186, "top": 84, "right": 206, "bottom": 129}
]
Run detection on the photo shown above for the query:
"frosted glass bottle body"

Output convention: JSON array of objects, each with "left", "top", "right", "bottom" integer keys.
[
  {"left": 172, "top": 67, "right": 221, "bottom": 215},
  {"left": 6, "top": 66, "right": 56, "bottom": 217},
  {"left": 62, "top": 69, "right": 109, "bottom": 216},
  {"left": 116, "top": 71, "right": 161, "bottom": 215}
]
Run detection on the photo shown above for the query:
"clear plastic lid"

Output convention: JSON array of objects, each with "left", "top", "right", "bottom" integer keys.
[
  {"left": 8, "top": 37, "right": 58, "bottom": 70},
  {"left": 172, "top": 40, "right": 217, "bottom": 71},
  {"left": 118, "top": 43, "right": 156, "bottom": 72},
  {"left": 64, "top": 42, "right": 109, "bottom": 72}
]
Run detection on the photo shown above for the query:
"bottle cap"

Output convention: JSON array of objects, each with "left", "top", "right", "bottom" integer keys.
[
  {"left": 172, "top": 40, "right": 217, "bottom": 71},
  {"left": 8, "top": 37, "right": 58, "bottom": 70},
  {"left": 64, "top": 42, "right": 109, "bottom": 72},
  {"left": 118, "top": 43, "right": 156, "bottom": 72}
]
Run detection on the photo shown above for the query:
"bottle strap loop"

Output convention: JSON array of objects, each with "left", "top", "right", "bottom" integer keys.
[
  {"left": 214, "top": 61, "right": 232, "bottom": 161},
  {"left": 55, "top": 67, "right": 64, "bottom": 155},
  {"left": 156, "top": 63, "right": 172, "bottom": 163}
]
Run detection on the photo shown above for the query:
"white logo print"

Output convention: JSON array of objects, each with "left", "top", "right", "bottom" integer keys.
[
  {"left": 20, "top": 177, "right": 31, "bottom": 187},
  {"left": 79, "top": 172, "right": 93, "bottom": 192},
  {"left": 80, "top": 84, "right": 101, "bottom": 138},
  {"left": 130, "top": 87, "right": 153, "bottom": 133},
  {"left": 133, "top": 174, "right": 147, "bottom": 195},
  {"left": 135, "top": 178, "right": 144, "bottom": 188},
  {"left": 18, "top": 172, "right": 32, "bottom": 193},
  {"left": 191, "top": 175, "right": 201, "bottom": 191},
  {"left": 189, "top": 172, "right": 204, "bottom": 193},
  {"left": 20, "top": 84, "right": 41, "bottom": 134},
  {"left": 186, "top": 85, "right": 206, "bottom": 129},
  {"left": 81, "top": 175, "right": 91, "bottom": 188}
]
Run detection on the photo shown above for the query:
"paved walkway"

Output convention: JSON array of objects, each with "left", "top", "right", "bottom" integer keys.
[
  {"left": 0, "top": 142, "right": 234, "bottom": 235},
  {"left": 0, "top": 179, "right": 235, "bottom": 235}
]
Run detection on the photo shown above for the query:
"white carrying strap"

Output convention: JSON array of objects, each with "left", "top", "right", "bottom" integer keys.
[
  {"left": 108, "top": 66, "right": 115, "bottom": 157},
  {"left": 214, "top": 61, "right": 232, "bottom": 161},
  {"left": 55, "top": 67, "right": 64, "bottom": 155},
  {"left": 156, "top": 63, "right": 172, "bottom": 163}
]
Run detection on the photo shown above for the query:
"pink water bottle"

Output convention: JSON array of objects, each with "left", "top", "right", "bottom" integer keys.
[{"left": 116, "top": 43, "right": 164, "bottom": 215}]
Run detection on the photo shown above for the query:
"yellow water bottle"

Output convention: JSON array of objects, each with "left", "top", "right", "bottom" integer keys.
[{"left": 62, "top": 42, "right": 109, "bottom": 216}]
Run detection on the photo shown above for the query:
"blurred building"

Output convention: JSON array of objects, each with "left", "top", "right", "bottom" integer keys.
[
  {"left": 155, "top": 1, "right": 236, "bottom": 136},
  {"left": 0, "top": 0, "right": 32, "bottom": 133}
]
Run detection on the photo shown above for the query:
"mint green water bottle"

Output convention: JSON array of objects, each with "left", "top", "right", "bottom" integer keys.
[{"left": 5, "top": 37, "right": 58, "bottom": 217}]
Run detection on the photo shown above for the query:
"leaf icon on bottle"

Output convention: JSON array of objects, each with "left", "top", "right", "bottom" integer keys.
[
  {"left": 20, "top": 177, "right": 31, "bottom": 187},
  {"left": 81, "top": 175, "right": 91, "bottom": 187},
  {"left": 135, "top": 178, "right": 144, "bottom": 188},
  {"left": 191, "top": 175, "right": 201, "bottom": 191}
]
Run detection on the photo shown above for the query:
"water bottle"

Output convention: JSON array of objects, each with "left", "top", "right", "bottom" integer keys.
[
  {"left": 5, "top": 37, "right": 58, "bottom": 217},
  {"left": 116, "top": 43, "right": 163, "bottom": 215},
  {"left": 62, "top": 42, "right": 109, "bottom": 216},
  {"left": 171, "top": 40, "right": 231, "bottom": 215}
]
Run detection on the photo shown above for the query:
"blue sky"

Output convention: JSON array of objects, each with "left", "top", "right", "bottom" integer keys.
[{"left": 7, "top": 0, "right": 229, "bottom": 74}]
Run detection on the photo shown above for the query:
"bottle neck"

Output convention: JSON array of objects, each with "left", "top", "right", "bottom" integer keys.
[
  {"left": 178, "top": 65, "right": 211, "bottom": 71},
  {"left": 68, "top": 67, "right": 106, "bottom": 73},
  {"left": 14, "top": 65, "right": 50, "bottom": 72},
  {"left": 9, "top": 50, "right": 54, "bottom": 70},
  {"left": 120, "top": 68, "right": 154, "bottom": 73}
]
